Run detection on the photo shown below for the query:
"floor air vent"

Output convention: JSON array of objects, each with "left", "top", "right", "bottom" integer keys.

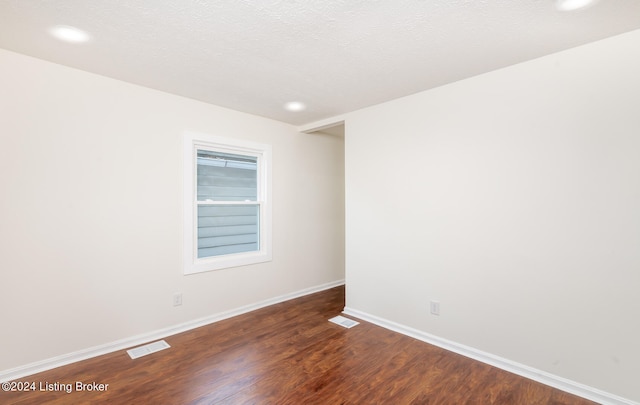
[
  {"left": 127, "top": 340, "right": 171, "bottom": 359},
  {"left": 329, "top": 315, "right": 359, "bottom": 329}
]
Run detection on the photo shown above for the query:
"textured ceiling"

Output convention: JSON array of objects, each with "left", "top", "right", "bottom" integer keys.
[{"left": 1, "top": 0, "right": 639, "bottom": 126}]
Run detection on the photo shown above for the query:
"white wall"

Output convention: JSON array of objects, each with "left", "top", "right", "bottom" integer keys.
[
  {"left": 0, "top": 49, "right": 344, "bottom": 372},
  {"left": 344, "top": 30, "right": 640, "bottom": 402}
]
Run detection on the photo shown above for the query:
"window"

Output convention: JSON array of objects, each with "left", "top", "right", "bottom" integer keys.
[{"left": 183, "top": 131, "right": 272, "bottom": 274}]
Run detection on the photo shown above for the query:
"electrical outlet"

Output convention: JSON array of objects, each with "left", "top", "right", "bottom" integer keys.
[
  {"left": 173, "top": 293, "right": 183, "bottom": 307},
  {"left": 430, "top": 300, "right": 440, "bottom": 316}
]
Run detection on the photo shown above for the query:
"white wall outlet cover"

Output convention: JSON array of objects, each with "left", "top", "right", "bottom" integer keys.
[{"left": 430, "top": 301, "right": 440, "bottom": 316}]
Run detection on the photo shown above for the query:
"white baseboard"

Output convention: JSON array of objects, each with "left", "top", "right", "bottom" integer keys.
[
  {"left": 342, "top": 307, "right": 638, "bottom": 405},
  {"left": 0, "top": 279, "right": 345, "bottom": 382}
]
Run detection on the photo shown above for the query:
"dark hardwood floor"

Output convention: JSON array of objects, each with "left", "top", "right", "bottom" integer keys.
[{"left": 1, "top": 286, "right": 597, "bottom": 404}]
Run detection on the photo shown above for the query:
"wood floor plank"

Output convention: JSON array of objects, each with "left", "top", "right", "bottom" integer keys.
[{"left": 0, "top": 286, "right": 599, "bottom": 405}]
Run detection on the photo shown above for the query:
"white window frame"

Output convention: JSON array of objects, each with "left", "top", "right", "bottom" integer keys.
[{"left": 183, "top": 131, "right": 272, "bottom": 275}]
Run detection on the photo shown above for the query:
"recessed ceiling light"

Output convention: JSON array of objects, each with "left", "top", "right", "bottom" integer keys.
[
  {"left": 284, "top": 101, "right": 306, "bottom": 112},
  {"left": 50, "top": 25, "right": 91, "bottom": 43},
  {"left": 554, "top": 0, "right": 598, "bottom": 11}
]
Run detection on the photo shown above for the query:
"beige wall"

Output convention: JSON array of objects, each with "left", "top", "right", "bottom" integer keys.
[
  {"left": 0, "top": 49, "right": 344, "bottom": 371},
  {"left": 344, "top": 30, "right": 640, "bottom": 402}
]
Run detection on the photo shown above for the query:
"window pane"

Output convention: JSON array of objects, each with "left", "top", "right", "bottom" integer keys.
[
  {"left": 197, "top": 204, "right": 260, "bottom": 258},
  {"left": 197, "top": 150, "right": 257, "bottom": 201}
]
